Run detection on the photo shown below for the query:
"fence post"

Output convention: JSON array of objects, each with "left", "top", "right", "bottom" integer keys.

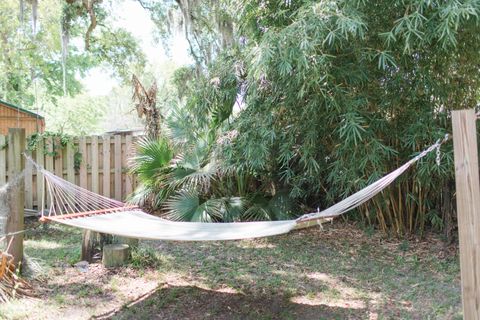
[
  {"left": 452, "top": 109, "right": 480, "bottom": 319},
  {"left": 6, "top": 128, "right": 25, "bottom": 269},
  {"left": 81, "top": 230, "right": 96, "bottom": 262}
]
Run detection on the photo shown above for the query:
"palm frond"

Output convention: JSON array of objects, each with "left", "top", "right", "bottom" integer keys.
[
  {"left": 129, "top": 137, "right": 174, "bottom": 207},
  {"left": 168, "top": 139, "right": 218, "bottom": 192},
  {"left": 130, "top": 137, "right": 173, "bottom": 179},
  {"left": 219, "top": 196, "right": 246, "bottom": 222},
  {"left": 164, "top": 189, "right": 223, "bottom": 222}
]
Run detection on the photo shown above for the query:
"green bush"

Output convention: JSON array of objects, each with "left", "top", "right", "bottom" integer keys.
[
  {"left": 130, "top": 246, "right": 163, "bottom": 269},
  {"left": 132, "top": 0, "right": 480, "bottom": 236}
]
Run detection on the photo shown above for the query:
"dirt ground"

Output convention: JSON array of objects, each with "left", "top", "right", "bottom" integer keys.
[{"left": 0, "top": 220, "right": 462, "bottom": 320}]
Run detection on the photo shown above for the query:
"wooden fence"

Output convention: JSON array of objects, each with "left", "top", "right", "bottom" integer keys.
[{"left": 0, "top": 133, "right": 139, "bottom": 211}]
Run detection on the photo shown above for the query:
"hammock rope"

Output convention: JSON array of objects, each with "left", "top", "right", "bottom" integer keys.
[{"left": 20, "top": 135, "right": 449, "bottom": 241}]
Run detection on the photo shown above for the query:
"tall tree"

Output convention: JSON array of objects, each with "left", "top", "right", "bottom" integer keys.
[{"left": 0, "top": 0, "right": 146, "bottom": 108}]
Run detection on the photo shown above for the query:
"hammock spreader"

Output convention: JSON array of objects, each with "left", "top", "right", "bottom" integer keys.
[{"left": 23, "top": 135, "right": 448, "bottom": 242}]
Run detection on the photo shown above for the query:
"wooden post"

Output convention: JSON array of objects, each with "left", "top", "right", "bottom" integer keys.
[
  {"left": 6, "top": 128, "right": 25, "bottom": 269},
  {"left": 81, "top": 230, "right": 96, "bottom": 262},
  {"left": 452, "top": 109, "right": 480, "bottom": 319}
]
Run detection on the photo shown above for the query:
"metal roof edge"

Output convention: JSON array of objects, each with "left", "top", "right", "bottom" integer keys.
[{"left": 0, "top": 99, "right": 45, "bottom": 120}]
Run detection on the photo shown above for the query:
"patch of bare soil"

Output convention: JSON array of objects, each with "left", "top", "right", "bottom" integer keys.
[{"left": 31, "top": 264, "right": 160, "bottom": 319}]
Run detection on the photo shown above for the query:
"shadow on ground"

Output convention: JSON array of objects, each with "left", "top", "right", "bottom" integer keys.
[{"left": 92, "top": 284, "right": 366, "bottom": 320}]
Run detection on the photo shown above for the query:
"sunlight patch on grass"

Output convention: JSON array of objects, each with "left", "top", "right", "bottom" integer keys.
[
  {"left": 306, "top": 272, "right": 331, "bottom": 282},
  {"left": 24, "top": 239, "right": 64, "bottom": 250},
  {"left": 271, "top": 269, "right": 289, "bottom": 276},
  {"left": 306, "top": 272, "right": 361, "bottom": 298},
  {"left": 290, "top": 295, "right": 366, "bottom": 309},
  {"left": 235, "top": 240, "right": 277, "bottom": 249},
  {"left": 214, "top": 286, "right": 240, "bottom": 294},
  {"left": 0, "top": 299, "right": 42, "bottom": 319}
]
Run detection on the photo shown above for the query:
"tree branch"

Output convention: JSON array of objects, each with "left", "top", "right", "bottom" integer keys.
[{"left": 82, "top": 0, "right": 99, "bottom": 51}]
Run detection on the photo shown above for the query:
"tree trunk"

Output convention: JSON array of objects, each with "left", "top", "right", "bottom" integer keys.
[{"left": 81, "top": 230, "right": 97, "bottom": 262}]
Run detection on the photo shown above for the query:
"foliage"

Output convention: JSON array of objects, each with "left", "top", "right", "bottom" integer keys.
[
  {"left": 130, "top": 133, "right": 298, "bottom": 222},
  {"left": 27, "top": 131, "right": 71, "bottom": 156},
  {"left": 129, "top": 137, "right": 174, "bottom": 207},
  {"left": 139, "top": 0, "right": 235, "bottom": 71},
  {"left": 27, "top": 131, "right": 83, "bottom": 170},
  {"left": 0, "top": 0, "right": 145, "bottom": 109},
  {"left": 130, "top": 245, "right": 163, "bottom": 269},
  {"left": 139, "top": 0, "right": 480, "bottom": 235},
  {"left": 43, "top": 94, "right": 106, "bottom": 135}
]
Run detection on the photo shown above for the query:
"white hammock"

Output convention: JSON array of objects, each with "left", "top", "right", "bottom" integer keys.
[
  {"left": 48, "top": 210, "right": 297, "bottom": 241},
  {"left": 24, "top": 135, "right": 448, "bottom": 241}
]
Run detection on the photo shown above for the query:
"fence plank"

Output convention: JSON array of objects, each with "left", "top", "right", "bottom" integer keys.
[
  {"left": 54, "top": 138, "right": 63, "bottom": 178},
  {"left": 103, "top": 135, "right": 111, "bottom": 198},
  {"left": 79, "top": 137, "right": 87, "bottom": 189},
  {"left": 24, "top": 146, "right": 33, "bottom": 210},
  {"left": 66, "top": 143, "right": 75, "bottom": 184},
  {"left": 7, "top": 134, "right": 13, "bottom": 183},
  {"left": 91, "top": 136, "right": 99, "bottom": 193},
  {"left": 0, "top": 135, "right": 6, "bottom": 185},
  {"left": 114, "top": 135, "right": 122, "bottom": 201},
  {"left": 45, "top": 137, "right": 54, "bottom": 207},
  {"left": 452, "top": 109, "right": 480, "bottom": 320},
  {"left": 125, "top": 135, "right": 133, "bottom": 196},
  {"left": 45, "top": 137, "right": 54, "bottom": 173},
  {"left": 36, "top": 137, "right": 45, "bottom": 211}
]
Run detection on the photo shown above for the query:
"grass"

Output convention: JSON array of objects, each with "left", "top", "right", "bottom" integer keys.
[
  {"left": 23, "top": 223, "right": 82, "bottom": 268},
  {"left": 0, "top": 219, "right": 462, "bottom": 320}
]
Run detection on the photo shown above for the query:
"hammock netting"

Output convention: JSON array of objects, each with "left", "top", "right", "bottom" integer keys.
[
  {"left": 23, "top": 136, "right": 447, "bottom": 242},
  {"left": 36, "top": 163, "right": 297, "bottom": 240}
]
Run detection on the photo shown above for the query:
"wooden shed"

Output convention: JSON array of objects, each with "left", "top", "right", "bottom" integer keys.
[{"left": 0, "top": 100, "right": 45, "bottom": 136}]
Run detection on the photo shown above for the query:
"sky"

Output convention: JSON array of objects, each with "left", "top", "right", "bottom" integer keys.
[{"left": 82, "top": 0, "right": 191, "bottom": 96}]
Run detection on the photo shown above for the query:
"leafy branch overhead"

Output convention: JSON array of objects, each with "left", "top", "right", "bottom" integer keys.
[
  {"left": 63, "top": 0, "right": 101, "bottom": 51},
  {"left": 0, "top": 0, "right": 145, "bottom": 107}
]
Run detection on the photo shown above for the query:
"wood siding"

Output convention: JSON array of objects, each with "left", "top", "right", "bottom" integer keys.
[{"left": 0, "top": 103, "right": 45, "bottom": 135}]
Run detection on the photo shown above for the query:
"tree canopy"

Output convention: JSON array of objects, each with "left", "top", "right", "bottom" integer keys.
[{"left": 0, "top": 0, "right": 145, "bottom": 108}]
